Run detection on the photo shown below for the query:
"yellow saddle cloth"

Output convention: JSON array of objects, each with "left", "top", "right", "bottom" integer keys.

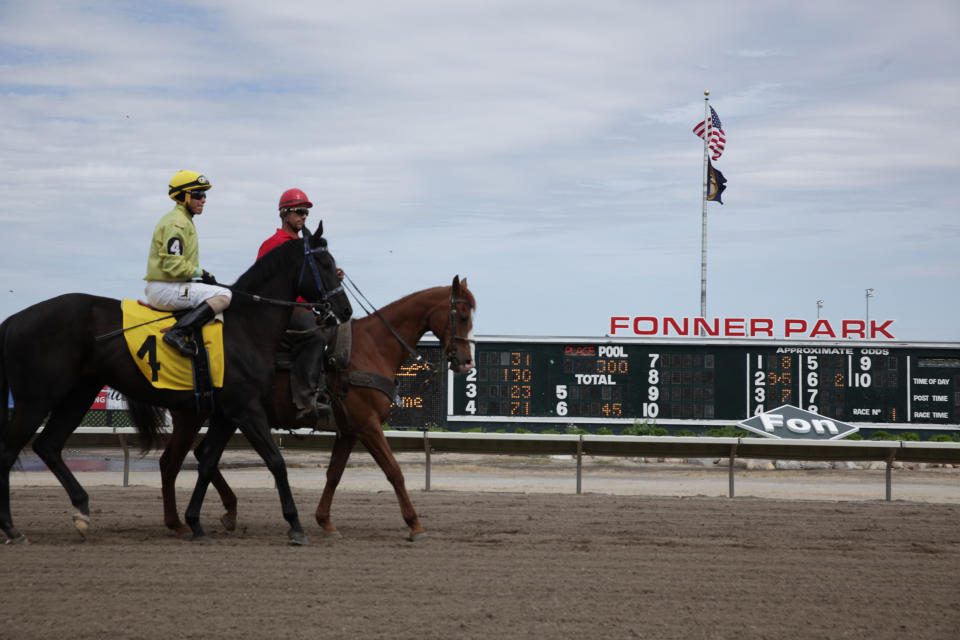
[{"left": 121, "top": 299, "right": 225, "bottom": 390}]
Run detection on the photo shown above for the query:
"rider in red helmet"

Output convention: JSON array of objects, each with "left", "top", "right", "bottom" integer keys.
[
  {"left": 258, "top": 188, "right": 343, "bottom": 420},
  {"left": 257, "top": 188, "right": 313, "bottom": 259}
]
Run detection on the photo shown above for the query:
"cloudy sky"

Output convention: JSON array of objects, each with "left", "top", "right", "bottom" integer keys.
[{"left": 2, "top": 0, "right": 958, "bottom": 342}]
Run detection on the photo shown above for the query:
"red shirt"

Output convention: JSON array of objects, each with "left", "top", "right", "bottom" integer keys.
[
  {"left": 257, "top": 228, "right": 298, "bottom": 260},
  {"left": 257, "top": 228, "right": 307, "bottom": 302}
]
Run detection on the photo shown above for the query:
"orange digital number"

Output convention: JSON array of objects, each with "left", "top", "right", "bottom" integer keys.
[
  {"left": 596, "top": 359, "right": 629, "bottom": 374},
  {"left": 510, "top": 401, "right": 530, "bottom": 416},
  {"left": 510, "top": 352, "right": 531, "bottom": 366},
  {"left": 510, "top": 368, "right": 532, "bottom": 382},
  {"left": 601, "top": 402, "right": 623, "bottom": 417},
  {"left": 510, "top": 385, "right": 532, "bottom": 399}
]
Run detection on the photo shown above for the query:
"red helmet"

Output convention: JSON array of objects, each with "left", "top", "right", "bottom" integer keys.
[{"left": 278, "top": 188, "right": 312, "bottom": 211}]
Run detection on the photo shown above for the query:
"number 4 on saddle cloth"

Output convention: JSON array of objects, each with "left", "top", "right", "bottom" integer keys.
[{"left": 121, "top": 299, "right": 224, "bottom": 411}]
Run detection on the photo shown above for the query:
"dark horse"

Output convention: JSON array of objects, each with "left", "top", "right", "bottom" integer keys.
[
  {"left": 0, "top": 222, "right": 351, "bottom": 545},
  {"left": 161, "top": 276, "right": 476, "bottom": 540}
]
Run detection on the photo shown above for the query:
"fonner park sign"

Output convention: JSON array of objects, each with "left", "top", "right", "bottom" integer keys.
[
  {"left": 609, "top": 316, "right": 895, "bottom": 339},
  {"left": 739, "top": 405, "right": 859, "bottom": 440}
]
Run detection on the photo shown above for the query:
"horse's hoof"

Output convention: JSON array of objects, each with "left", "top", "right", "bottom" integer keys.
[
  {"left": 288, "top": 532, "right": 310, "bottom": 547},
  {"left": 408, "top": 531, "right": 428, "bottom": 542},
  {"left": 73, "top": 513, "right": 90, "bottom": 540},
  {"left": 321, "top": 530, "right": 342, "bottom": 540},
  {"left": 4, "top": 535, "right": 28, "bottom": 545},
  {"left": 220, "top": 514, "right": 237, "bottom": 532},
  {"left": 192, "top": 535, "right": 214, "bottom": 545}
]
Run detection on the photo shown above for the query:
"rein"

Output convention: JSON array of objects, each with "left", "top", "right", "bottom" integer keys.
[
  {"left": 340, "top": 274, "right": 473, "bottom": 395},
  {"left": 226, "top": 289, "right": 330, "bottom": 308},
  {"left": 342, "top": 273, "right": 433, "bottom": 369}
]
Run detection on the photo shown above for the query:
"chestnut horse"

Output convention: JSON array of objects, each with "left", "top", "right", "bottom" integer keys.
[
  {"left": 0, "top": 223, "right": 351, "bottom": 545},
  {"left": 161, "top": 275, "right": 475, "bottom": 540}
]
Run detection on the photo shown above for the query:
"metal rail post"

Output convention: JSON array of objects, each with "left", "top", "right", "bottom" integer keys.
[
  {"left": 885, "top": 448, "right": 897, "bottom": 501},
  {"left": 576, "top": 436, "right": 583, "bottom": 495},
  {"left": 728, "top": 443, "right": 738, "bottom": 498},
  {"left": 423, "top": 431, "right": 431, "bottom": 491},
  {"left": 118, "top": 433, "right": 130, "bottom": 488}
]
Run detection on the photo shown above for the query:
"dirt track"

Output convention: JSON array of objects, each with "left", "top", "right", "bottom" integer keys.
[{"left": 4, "top": 456, "right": 960, "bottom": 639}]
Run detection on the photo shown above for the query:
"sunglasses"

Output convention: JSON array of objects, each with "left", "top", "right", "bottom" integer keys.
[
  {"left": 287, "top": 208, "right": 309, "bottom": 216},
  {"left": 189, "top": 191, "right": 207, "bottom": 200}
]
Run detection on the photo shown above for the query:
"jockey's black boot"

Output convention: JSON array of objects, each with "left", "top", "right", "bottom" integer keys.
[
  {"left": 294, "top": 362, "right": 332, "bottom": 420},
  {"left": 163, "top": 302, "right": 216, "bottom": 358},
  {"left": 293, "top": 334, "right": 331, "bottom": 420},
  {"left": 313, "top": 369, "right": 333, "bottom": 417}
]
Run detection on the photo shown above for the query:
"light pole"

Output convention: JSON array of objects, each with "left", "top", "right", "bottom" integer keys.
[
  {"left": 816, "top": 299, "right": 823, "bottom": 319},
  {"left": 865, "top": 288, "right": 874, "bottom": 327}
]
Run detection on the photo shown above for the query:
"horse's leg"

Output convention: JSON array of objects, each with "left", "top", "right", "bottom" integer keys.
[
  {"left": 159, "top": 411, "right": 202, "bottom": 536},
  {"left": 0, "top": 404, "right": 49, "bottom": 544},
  {"left": 314, "top": 432, "right": 357, "bottom": 539},
  {"left": 183, "top": 417, "right": 236, "bottom": 543},
  {"left": 234, "top": 418, "right": 308, "bottom": 546},
  {"left": 29, "top": 383, "right": 102, "bottom": 540},
  {"left": 193, "top": 433, "right": 238, "bottom": 532},
  {"left": 359, "top": 427, "right": 426, "bottom": 541}
]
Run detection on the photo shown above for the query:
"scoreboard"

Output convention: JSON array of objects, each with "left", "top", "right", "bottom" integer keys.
[{"left": 438, "top": 337, "right": 960, "bottom": 431}]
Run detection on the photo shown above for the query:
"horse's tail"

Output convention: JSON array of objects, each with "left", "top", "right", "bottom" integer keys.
[{"left": 124, "top": 396, "right": 167, "bottom": 453}]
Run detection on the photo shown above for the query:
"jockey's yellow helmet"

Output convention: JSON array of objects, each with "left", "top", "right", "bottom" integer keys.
[{"left": 168, "top": 170, "right": 211, "bottom": 203}]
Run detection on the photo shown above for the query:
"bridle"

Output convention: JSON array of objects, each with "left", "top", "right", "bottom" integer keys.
[
  {"left": 444, "top": 291, "right": 476, "bottom": 371},
  {"left": 297, "top": 238, "right": 345, "bottom": 326}
]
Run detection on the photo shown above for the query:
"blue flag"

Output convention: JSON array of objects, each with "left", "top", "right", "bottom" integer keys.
[{"left": 707, "top": 160, "right": 727, "bottom": 204}]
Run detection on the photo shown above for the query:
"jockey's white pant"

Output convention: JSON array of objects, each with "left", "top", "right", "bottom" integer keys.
[{"left": 144, "top": 281, "right": 232, "bottom": 311}]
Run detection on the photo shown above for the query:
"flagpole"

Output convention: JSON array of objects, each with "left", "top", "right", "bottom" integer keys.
[{"left": 700, "top": 90, "right": 710, "bottom": 331}]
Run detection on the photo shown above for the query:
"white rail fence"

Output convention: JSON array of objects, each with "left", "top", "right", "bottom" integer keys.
[{"left": 61, "top": 427, "right": 960, "bottom": 501}]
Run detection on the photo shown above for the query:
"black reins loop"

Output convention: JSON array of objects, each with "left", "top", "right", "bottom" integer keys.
[{"left": 342, "top": 273, "right": 430, "bottom": 367}]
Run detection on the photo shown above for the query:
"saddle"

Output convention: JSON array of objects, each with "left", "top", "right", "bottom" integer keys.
[
  {"left": 277, "top": 319, "right": 397, "bottom": 429},
  {"left": 320, "top": 321, "right": 397, "bottom": 401},
  {"left": 121, "top": 300, "right": 223, "bottom": 416},
  {"left": 275, "top": 320, "right": 351, "bottom": 372}
]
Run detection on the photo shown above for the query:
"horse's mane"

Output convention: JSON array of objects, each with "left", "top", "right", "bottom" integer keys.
[{"left": 232, "top": 235, "right": 323, "bottom": 291}]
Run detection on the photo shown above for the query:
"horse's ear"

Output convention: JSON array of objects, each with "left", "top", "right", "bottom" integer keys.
[
  {"left": 451, "top": 275, "right": 460, "bottom": 293},
  {"left": 314, "top": 220, "right": 323, "bottom": 237},
  {"left": 302, "top": 225, "right": 312, "bottom": 241}
]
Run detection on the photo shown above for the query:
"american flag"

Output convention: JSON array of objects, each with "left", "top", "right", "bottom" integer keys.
[{"left": 693, "top": 106, "right": 726, "bottom": 160}]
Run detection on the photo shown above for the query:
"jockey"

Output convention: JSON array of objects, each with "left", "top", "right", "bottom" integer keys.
[
  {"left": 258, "top": 188, "right": 343, "bottom": 420},
  {"left": 144, "top": 170, "right": 232, "bottom": 358},
  {"left": 257, "top": 187, "right": 313, "bottom": 259}
]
